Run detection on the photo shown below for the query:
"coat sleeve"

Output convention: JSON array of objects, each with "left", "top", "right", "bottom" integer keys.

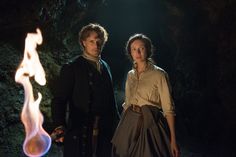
[
  {"left": 51, "top": 63, "right": 74, "bottom": 127},
  {"left": 123, "top": 72, "right": 131, "bottom": 110},
  {"left": 101, "top": 60, "right": 120, "bottom": 134}
]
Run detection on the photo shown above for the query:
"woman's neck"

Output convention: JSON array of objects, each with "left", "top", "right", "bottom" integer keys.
[{"left": 136, "top": 61, "right": 147, "bottom": 73}]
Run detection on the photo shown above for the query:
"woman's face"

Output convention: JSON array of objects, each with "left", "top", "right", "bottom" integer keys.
[{"left": 130, "top": 39, "right": 147, "bottom": 63}]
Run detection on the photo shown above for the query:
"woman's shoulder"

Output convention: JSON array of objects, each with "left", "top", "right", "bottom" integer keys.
[
  {"left": 126, "top": 69, "right": 135, "bottom": 78},
  {"left": 151, "top": 64, "right": 167, "bottom": 75},
  {"left": 128, "top": 69, "right": 135, "bottom": 74},
  {"left": 152, "top": 64, "right": 166, "bottom": 73}
]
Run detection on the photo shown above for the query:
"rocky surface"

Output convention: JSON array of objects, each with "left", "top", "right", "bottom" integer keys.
[{"left": 0, "top": 0, "right": 236, "bottom": 156}]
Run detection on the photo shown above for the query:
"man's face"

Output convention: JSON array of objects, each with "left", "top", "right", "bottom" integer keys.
[{"left": 82, "top": 31, "right": 103, "bottom": 57}]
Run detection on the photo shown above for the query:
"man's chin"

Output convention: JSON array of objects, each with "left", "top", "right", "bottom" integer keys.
[
  {"left": 92, "top": 53, "right": 101, "bottom": 58},
  {"left": 94, "top": 52, "right": 101, "bottom": 56}
]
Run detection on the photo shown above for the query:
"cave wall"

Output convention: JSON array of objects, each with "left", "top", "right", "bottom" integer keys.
[{"left": 0, "top": 0, "right": 236, "bottom": 156}]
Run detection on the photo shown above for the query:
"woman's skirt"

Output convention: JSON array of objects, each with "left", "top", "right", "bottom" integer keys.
[{"left": 111, "top": 105, "right": 172, "bottom": 157}]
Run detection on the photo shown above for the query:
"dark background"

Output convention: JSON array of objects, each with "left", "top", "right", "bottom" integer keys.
[{"left": 0, "top": 0, "right": 236, "bottom": 156}]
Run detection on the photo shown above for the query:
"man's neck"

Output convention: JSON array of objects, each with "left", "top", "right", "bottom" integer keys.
[
  {"left": 82, "top": 52, "right": 102, "bottom": 73},
  {"left": 82, "top": 52, "right": 100, "bottom": 63}
]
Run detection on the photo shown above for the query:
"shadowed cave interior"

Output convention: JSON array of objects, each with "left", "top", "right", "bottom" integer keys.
[{"left": 0, "top": 0, "right": 236, "bottom": 156}]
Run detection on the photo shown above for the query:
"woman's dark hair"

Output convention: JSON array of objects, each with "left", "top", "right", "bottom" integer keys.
[
  {"left": 79, "top": 23, "right": 108, "bottom": 50},
  {"left": 125, "top": 33, "right": 154, "bottom": 62}
]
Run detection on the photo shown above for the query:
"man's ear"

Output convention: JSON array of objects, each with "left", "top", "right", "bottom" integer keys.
[{"left": 82, "top": 41, "right": 86, "bottom": 47}]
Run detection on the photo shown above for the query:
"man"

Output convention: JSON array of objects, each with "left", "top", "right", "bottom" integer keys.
[{"left": 51, "top": 23, "right": 119, "bottom": 157}]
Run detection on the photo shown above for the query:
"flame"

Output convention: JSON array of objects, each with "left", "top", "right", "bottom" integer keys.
[{"left": 15, "top": 28, "right": 51, "bottom": 157}]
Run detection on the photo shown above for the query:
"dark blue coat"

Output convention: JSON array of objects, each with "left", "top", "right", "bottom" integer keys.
[{"left": 52, "top": 55, "right": 119, "bottom": 157}]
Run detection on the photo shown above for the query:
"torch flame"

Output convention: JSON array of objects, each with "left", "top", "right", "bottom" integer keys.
[{"left": 15, "top": 28, "right": 51, "bottom": 157}]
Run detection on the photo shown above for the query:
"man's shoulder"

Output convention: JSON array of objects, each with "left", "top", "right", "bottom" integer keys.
[
  {"left": 60, "top": 55, "right": 84, "bottom": 72},
  {"left": 65, "top": 55, "right": 86, "bottom": 66},
  {"left": 72, "top": 55, "right": 84, "bottom": 63}
]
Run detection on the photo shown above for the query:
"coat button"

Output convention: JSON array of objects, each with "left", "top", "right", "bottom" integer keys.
[{"left": 89, "top": 81, "right": 93, "bottom": 85}]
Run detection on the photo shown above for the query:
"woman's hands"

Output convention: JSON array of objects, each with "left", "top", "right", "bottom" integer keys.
[
  {"left": 165, "top": 114, "right": 180, "bottom": 157},
  {"left": 170, "top": 140, "right": 180, "bottom": 157}
]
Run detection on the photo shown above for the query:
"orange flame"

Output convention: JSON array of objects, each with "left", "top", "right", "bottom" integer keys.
[{"left": 15, "top": 28, "right": 51, "bottom": 157}]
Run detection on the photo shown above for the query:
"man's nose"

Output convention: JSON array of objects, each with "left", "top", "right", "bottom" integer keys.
[
  {"left": 96, "top": 41, "right": 101, "bottom": 48},
  {"left": 137, "top": 49, "right": 141, "bottom": 54}
]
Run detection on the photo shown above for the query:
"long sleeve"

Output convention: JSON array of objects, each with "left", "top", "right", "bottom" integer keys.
[
  {"left": 158, "top": 72, "right": 175, "bottom": 116},
  {"left": 51, "top": 63, "right": 74, "bottom": 127},
  {"left": 123, "top": 73, "right": 131, "bottom": 110}
]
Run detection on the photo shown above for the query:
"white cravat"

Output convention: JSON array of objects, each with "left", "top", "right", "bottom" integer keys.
[{"left": 82, "top": 52, "right": 102, "bottom": 73}]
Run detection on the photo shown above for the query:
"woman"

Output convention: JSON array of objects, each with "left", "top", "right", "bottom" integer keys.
[{"left": 112, "top": 34, "right": 180, "bottom": 157}]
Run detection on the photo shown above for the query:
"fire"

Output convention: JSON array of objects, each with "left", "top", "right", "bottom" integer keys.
[{"left": 15, "top": 28, "right": 51, "bottom": 157}]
